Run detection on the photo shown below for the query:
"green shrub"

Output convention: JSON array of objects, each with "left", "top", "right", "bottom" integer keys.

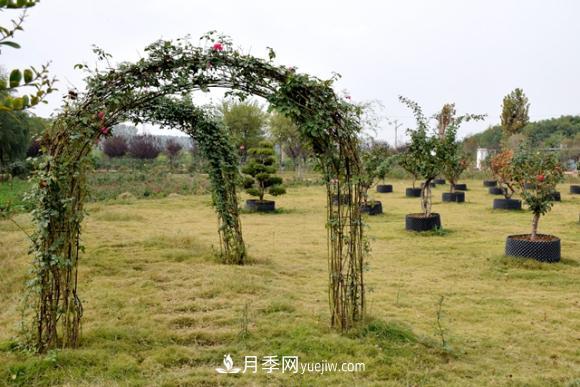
[{"left": 241, "top": 141, "right": 286, "bottom": 201}]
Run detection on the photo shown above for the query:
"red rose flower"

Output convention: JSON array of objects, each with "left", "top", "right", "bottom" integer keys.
[
  {"left": 97, "top": 111, "right": 105, "bottom": 120},
  {"left": 536, "top": 174, "right": 545, "bottom": 182},
  {"left": 212, "top": 42, "right": 223, "bottom": 51},
  {"left": 100, "top": 127, "right": 110, "bottom": 135}
]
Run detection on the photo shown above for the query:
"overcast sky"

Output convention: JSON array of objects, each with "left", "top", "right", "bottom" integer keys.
[{"left": 3, "top": 0, "right": 579, "bottom": 142}]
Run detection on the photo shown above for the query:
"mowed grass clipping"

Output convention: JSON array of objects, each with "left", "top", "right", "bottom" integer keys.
[{"left": 0, "top": 179, "right": 579, "bottom": 386}]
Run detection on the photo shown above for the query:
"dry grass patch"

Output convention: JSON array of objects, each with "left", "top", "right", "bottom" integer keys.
[{"left": 0, "top": 180, "right": 578, "bottom": 385}]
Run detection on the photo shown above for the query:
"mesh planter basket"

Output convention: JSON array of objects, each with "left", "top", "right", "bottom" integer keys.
[
  {"left": 376, "top": 184, "right": 393, "bottom": 193},
  {"left": 442, "top": 192, "right": 465, "bottom": 203},
  {"left": 405, "top": 188, "right": 422, "bottom": 197},
  {"left": 493, "top": 198, "right": 522, "bottom": 210},
  {"left": 453, "top": 183, "right": 468, "bottom": 191},
  {"left": 570, "top": 185, "right": 580, "bottom": 194},
  {"left": 489, "top": 187, "right": 506, "bottom": 195},
  {"left": 361, "top": 201, "right": 383, "bottom": 215},
  {"left": 483, "top": 180, "right": 497, "bottom": 187},
  {"left": 246, "top": 199, "right": 276, "bottom": 212},
  {"left": 405, "top": 213, "right": 441, "bottom": 232},
  {"left": 505, "top": 234, "right": 560, "bottom": 262},
  {"left": 433, "top": 178, "right": 446, "bottom": 185},
  {"left": 549, "top": 191, "right": 561, "bottom": 202}
]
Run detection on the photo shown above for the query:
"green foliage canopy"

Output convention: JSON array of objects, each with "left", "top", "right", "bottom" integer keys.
[
  {"left": 219, "top": 100, "right": 267, "bottom": 152},
  {"left": 268, "top": 111, "right": 311, "bottom": 167},
  {"left": 500, "top": 88, "right": 529, "bottom": 137}
]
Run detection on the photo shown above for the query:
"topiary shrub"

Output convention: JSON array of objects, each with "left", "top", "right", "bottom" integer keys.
[{"left": 241, "top": 141, "right": 286, "bottom": 201}]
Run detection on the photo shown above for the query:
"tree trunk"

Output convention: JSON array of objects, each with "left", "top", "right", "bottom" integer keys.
[
  {"left": 504, "top": 182, "right": 515, "bottom": 199},
  {"left": 421, "top": 179, "right": 432, "bottom": 217},
  {"left": 531, "top": 213, "right": 540, "bottom": 240}
]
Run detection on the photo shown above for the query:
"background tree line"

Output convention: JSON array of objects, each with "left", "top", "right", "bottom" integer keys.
[{"left": 463, "top": 115, "right": 580, "bottom": 155}]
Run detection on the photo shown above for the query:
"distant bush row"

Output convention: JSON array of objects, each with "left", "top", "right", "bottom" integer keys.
[{"left": 102, "top": 135, "right": 184, "bottom": 160}]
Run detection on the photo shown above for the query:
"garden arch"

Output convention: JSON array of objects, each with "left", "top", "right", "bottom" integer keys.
[{"left": 29, "top": 34, "right": 367, "bottom": 352}]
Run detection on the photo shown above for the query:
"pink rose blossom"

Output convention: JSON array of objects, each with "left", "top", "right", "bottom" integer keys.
[
  {"left": 100, "top": 127, "right": 110, "bottom": 135},
  {"left": 212, "top": 42, "right": 224, "bottom": 51},
  {"left": 97, "top": 111, "right": 105, "bottom": 120}
]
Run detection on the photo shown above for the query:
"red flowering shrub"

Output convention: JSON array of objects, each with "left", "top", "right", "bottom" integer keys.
[{"left": 511, "top": 147, "right": 564, "bottom": 239}]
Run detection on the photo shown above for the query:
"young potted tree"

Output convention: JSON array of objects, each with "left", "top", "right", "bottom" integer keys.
[
  {"left": 481, "top": 155, "right": 499, "bottom": 188},
  {"left": 242, "top": 141, "right": 286, "bottom": 212},
  {"left": 490, "top": 88, "right": 529, "bottom": 208},
  {"left": 375, "top": 157, "right": 395, "bottom": 193},
  {"left": 360, "top": 141, "right": 393, "bottom": 195},
  {"left": 442, "top": 153, "right": 469, "bottom": 203},
  {"left": 399, "top": 97, "right": 444, "bottom": 231},
  {"left": 359, "top": 142, "right": 389, "bottom": 215},
  {"left": 505, "top": 147, "right": 564, "bottom": 262},
  {"left": 437, "top": 103, "right": 484, "bottom": 201},
  {"left": 490, "top": 150, "right": 522, "bottom": 210},
  {"left": 439, "top": 125, "right": 469, "bottom": 202}
]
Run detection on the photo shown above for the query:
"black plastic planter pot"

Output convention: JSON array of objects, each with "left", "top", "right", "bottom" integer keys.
[
  {"left": 442, "top": 192, "right": 465, "bottom": 203},
  {"left": 376, "top": 184, "right": 393, "bottom": 193},
  {"left": 405, "top": 188, "right": 422, "bottom": 197},
  {"left": 452, "top": 183, "right": 468, "bottom": 191},
  {"left": 505, "top": 234, "right": 560, "bottom": 262},
  {"left": 549, "top": 192, "right": 561, "bottom": 202},
  {"left": 488, "top": 187, "right": 506, "bottom": 195},
  {"left": 246, "top": 199, "right": 276, "bottom": 212},
  {"left": 571, "top": 185, "right": 580, "bottom": 194},
  {"left": 493, "top": 198, "right": 522, "bottom": 210},
  {"left": 361, "top": 201, "right": 383, "bottom": 215},
  {"left": 405, "top": 213, "right": 441, "bottom": 232},
  {"left": 483, "top": 180, "right": 497, "bottom": 187},
  {"left": 433, "top": 178, "right": 446, "bottom": 185},
  {"left": 331, "top": 194, "right": 351, "bottom": 205}
]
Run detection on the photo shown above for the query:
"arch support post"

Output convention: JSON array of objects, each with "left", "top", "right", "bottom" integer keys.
[
  {"left": 190, "top": 120, "right": 246, "bottom": 265},
  {"left": 28, "top": 127, "right": 88, "bottom": 352},
  {"left": 325, "top": 151, "right": 366, "bottom": 331}
]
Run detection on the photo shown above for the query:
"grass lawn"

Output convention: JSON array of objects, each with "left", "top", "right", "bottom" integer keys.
[
  {"left": 0, "top": 179, "right": 578, "bottom": 386},
  {"left": 0, "top": 179, "right": 31, "bottom": 210}
]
